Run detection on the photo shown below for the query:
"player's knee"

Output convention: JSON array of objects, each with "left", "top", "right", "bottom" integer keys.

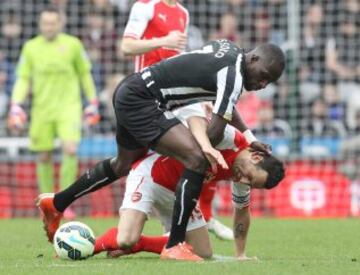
[
  {"left": 111, "top": 158, "right": 132, "bottom": 178},
  {"left": 198, "top": 249, "right": 213, "bottom": 259},
  {"left": 38, "top": 152, "right": 52, "bottom": 163},
  {"left": 183, "top": 150, "right": 207, "bottom": 173},
  {"left": 117, "top": 231, "right": 139, "bottom": 249}
]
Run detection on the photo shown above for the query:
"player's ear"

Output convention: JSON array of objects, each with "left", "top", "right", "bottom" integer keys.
[
  {"left": 250, "top": 151, "right": 264, "bottom": 164},
  {"left": 250, "top": 54, "right": 259, "bottom": 63}
]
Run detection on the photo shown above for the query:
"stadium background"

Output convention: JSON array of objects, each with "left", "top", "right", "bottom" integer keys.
[{"left": 0, "top": 0, "right": 359, "bottom": 219}]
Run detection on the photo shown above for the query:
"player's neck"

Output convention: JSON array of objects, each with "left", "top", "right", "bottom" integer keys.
[{"left": 162, "top": 0, "right": 177, "bottom": 7}]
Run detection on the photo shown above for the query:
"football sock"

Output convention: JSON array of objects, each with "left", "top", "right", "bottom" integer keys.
[
  {"left": 94, "top": 227, "right": 168, "bottom": 254},
  {"left": 199, "top": 181, "right": 217, "bottom": 222},
  {"left": 166, "top": 169, "right": 205, "bottom": 249},
  {"left": 131, "top": 235, "right": 168, "bottom": 254},
  {"left": 53, "top": 159, "right": 117, "bottom": 212},
  {"left": 59, "top": 154, "right": 78, "bottom": 190},
  {"left": 94, "top": 227, "right": 118, "bottom": 254},
  {"left": 37, "top": 162, "right": 54, "bottom": 193}
]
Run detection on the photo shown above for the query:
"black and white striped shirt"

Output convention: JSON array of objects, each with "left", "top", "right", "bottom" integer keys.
[{"left": 141, "top": 39, "right": 245, "bottom": 121}]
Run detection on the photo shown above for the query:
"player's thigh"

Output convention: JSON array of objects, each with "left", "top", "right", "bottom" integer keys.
[
  {"left": 118, "top": 172, "right": 155, "bottom": 245},
  {"left": 29, "top": 119, "right": 56, "bottom": 152},
  {"left": 185, "top": 225, "right": 212, "bottom": 259},
  {"left": 154, "top": 122, "right": 207, "bottom": 171},
  {"left": 111, "top": 125, "right": 148, "bottom": 177},
  {"left": 117, "top": 209, "right": 147, "bottom": 246}
]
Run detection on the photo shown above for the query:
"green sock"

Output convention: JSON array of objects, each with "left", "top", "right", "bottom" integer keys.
[
  {"left": 60, "top": 154, "right": 78, "bottom": 190},
  {"left": 36, "top": 162, "right": 54, "bottom": 193}
]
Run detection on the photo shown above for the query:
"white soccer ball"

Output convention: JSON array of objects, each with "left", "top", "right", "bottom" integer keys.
[{"left": 53, "top": 221, "right": 95, "bottom": 260}]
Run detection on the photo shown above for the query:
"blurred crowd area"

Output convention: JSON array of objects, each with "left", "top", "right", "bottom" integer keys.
[{"left": 0, "top": 0, "right": 360, "bottom": 162}]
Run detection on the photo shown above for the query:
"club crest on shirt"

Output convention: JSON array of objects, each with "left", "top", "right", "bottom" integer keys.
[{"left": 131, "top": 192, "right": 142, "bottom": 202}]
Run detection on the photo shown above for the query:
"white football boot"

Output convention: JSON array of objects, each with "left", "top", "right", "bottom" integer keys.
[{"left": 207, "top": 218, "right": 234, "bottom": 240}]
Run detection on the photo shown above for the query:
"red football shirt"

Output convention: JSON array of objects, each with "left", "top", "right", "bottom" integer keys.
[
  {"left": 123, "top": 0, "right": 189, "bottom": 72},
  {"left": 131, "top": 130, "right": 249, "bottom": 192}
]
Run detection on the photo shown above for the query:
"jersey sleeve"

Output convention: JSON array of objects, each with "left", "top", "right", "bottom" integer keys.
[
  {"left": 216, "top": 125, "right": 249, "bottom": 150},
  {"left": 123, "top": 1, "right": 153, "bottom": 39},
  {"left": 16, "top": 42, "right": 32, "bottom": 79},
  {"left": 213, "top": 54, "right": 244, "bottom": 121},
  {"left": 172, "top": 102, "right": 207, "bottom": 126},
  {"left": 73, "top": 39, "right": 92, "bottom": 75},
  {"left": 232, "top": 182, "right": 250, "bottom": 209}
]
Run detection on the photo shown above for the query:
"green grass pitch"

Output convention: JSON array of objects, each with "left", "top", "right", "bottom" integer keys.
[{"left": 0, "top": 217, "right": 359, "bottom": 275}]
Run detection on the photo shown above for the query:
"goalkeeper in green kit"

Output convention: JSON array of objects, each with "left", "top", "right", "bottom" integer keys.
[{"left": 7, "top": 7, "right": 99, "bottom": 218}]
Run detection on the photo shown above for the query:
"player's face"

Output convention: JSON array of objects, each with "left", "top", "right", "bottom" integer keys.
[
  {"left": 244, "top": 55, "right": 279, "bottom": 91},
  {"left": 39, "top": 12, "right": 62, "bottom": 41},
  {"left": 232, "top": 150, "right": 268, "bottom": 189},
  {"left": 244, "top": 65, "right": 272, "bottom": 91}
]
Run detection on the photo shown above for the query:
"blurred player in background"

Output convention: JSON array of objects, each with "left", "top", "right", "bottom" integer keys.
[
  {"left": 121, "top": 0, "right": 233, "bottom": 239},
  {"left": 121, "top": 0, "right": 188, "bottom": 72},
  {"left": 7, "top": 7, "right": 99, "bottom": 218}
]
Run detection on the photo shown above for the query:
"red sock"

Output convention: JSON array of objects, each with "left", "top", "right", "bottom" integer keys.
[
  {"left": 94, "top": 227, "right": 168, "bottom": 255},
  {"left": 131, "top": 235, "right": 168, "bottom": 254},
  {"left": 94, "top": 227, "right": 119, "bottom": 254},
  {"left": 199, "top": 181, "right": 217, "bottom": 222}
]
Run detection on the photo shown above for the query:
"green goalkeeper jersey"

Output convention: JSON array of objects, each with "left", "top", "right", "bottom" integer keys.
[{"left": 12, "top": 33, "right": 96, "bottom": 121}]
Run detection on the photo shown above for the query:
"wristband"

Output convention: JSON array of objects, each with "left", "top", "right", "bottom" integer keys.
[{"left": 243, "top": 129, "right": 257, "bottom": 144}]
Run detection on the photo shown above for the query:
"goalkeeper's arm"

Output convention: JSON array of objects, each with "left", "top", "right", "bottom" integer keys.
[
  {"left": 80, "top": 72, "right": 100, "bottom": 125},
  {"left": 8, "top": 76, "right": 30, "bottom": 130}
]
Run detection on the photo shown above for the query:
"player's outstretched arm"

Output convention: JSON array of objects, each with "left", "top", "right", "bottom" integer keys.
[{"left": 233, "top": 206, "right": 257, "bottom": 261}]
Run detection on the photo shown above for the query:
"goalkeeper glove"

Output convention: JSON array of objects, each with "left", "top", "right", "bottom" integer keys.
[
  {"left": 7, "top": 103, "right": 27, "bottom": 130},
  {"left": 84, "top": 99, "right": 100, "bottom": 126}
]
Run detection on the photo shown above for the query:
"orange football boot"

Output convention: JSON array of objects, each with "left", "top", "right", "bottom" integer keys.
[
  {"left": 36, "top": 193, "right": 63, "bottom": 243},
  {"left": 160, "top": 242, "right": 203, "bottom": 262}
]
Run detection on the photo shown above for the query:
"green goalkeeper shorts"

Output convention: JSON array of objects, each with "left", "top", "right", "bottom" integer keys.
[{"left": 29, "top": 117, "right": 81, "bottom": 151}]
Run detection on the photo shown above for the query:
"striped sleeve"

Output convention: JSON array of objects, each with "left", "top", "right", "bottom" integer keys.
[{"left": 213, "top": 54, "right": 244, "bottom": 121}]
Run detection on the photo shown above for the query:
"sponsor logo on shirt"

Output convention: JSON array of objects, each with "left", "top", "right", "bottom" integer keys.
[{"left": 158, "top": 13, "right": 167, "bottom": 22}]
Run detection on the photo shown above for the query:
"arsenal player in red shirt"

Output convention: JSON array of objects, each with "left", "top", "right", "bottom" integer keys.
[
  {"left": 93, "top": 107, "right": 284, "bottom": 260},
  {"left": 121, "top": 0, "right": 188, "bottom": 72}
]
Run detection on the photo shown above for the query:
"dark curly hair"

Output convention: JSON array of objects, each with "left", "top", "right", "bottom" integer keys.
[{"left": 257, "top": 155, "right": 285, "bottom": 189}]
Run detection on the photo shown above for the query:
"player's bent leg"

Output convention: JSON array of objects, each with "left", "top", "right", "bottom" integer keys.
[
  {"left": 185, "top": 226, "right": 213, "bottom": 259},
  {"left": 117, "top": 209, "right": 147, "bottom": 249},
  {"left": 110, "top": 146, "right": 148, "bottom": 178},
  {"left": 154, "top": 123, "right": 208, "bottom": 255}
]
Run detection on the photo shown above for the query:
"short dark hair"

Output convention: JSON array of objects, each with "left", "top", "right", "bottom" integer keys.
[
  {"left": 41, "top": 6, "right": 62, "bottom": 15},
  {"left": 258, "top": 155, "right": 285, "bottom": 189}
]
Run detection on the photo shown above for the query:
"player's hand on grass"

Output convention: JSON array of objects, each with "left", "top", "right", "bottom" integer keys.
[
  {"left": 237, "top": 254, "right": 259, "bottom": 261},
  {"left": 7, "top": 103, "right": 27, "bottom": 132},
  {"left": 84, "top": 99, "right": 100, "bottom": 126},
  {"left": 163, "top": 31, "right": 187, "bottom": 51},
  {"left": 202, "top": 146, "right": 229, "bottom": 174},
  {"left": 250, "top": 141, "right": 272, "bottom": 155}
]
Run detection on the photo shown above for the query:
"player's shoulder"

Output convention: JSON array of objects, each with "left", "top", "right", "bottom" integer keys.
[
  {"left": 133, "top": 0, "right": 160, "bottom": 6},
  {"left": 58, "top": 33, "right": 81, "bottom": 43},
  {"left": 24, "top": 35, "right": 42, "bottom": 47},
  {"left": 59, "top": 33, "right": 84, "bottom": 48},
  {"left": 176, "top": 1, "right": 189, "bottom": 15}
]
